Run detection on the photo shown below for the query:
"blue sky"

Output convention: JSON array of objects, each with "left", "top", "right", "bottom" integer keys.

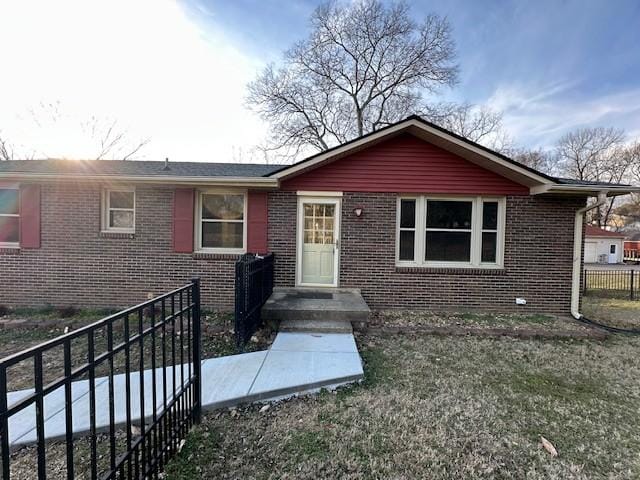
[
  {"left": 0, "top": 0, "right": 638, "bottom": 160},
  {"left": 184, "top": 0, "right": 640, "bottom": 148}
]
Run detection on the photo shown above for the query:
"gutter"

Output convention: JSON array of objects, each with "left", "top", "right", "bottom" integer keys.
[{"left": 571, "top": 191, "right": 608, "bottom": 320}]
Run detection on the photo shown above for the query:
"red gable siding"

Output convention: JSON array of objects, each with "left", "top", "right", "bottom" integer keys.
[{"left": 281, "top": 133, "right": 529, "bottom": 195}]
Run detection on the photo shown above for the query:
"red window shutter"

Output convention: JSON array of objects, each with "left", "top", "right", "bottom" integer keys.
[
  {"left": 19, "top": 184, "right": 41, "bottom": 249},
  {"left": 247, "top": 191, "right": 268, "bottom": 254},
  {"left": 173, "top": 189, "right": 194, "bottom": 253}
]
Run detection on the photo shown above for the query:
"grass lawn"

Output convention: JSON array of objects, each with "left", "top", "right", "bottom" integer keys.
[
  {"left": 165, "top": 330, "right": 640, "bottom": 479},
  {"left": 582, "top": 296, "right": 640, "bottom": 330}
]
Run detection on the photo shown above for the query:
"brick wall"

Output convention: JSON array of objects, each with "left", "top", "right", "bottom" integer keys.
[
  {"left": 268, "top": 191, "right": 586, "bottom": 315},
  {"left": 0, "top": 183, "right": 238, "bottom": 310},
  {"left": 1, "top": 184, "right": 586, "bottom": 315}
]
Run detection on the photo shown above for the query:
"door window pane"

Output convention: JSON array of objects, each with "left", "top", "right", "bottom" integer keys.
[
  {"left": 202, "top": 222, "right": 243, "bottom": 249},
  {"left": 426, "top": 231, "right": 471, "bottom": 262},
  {"left": 482, "top": 202, "right": 498, "bottom": 230},
  {"left": 400, "top": 200, "right": 416, "bottom": 228},
  {"left": 426, "top": 201, "right": 472, "bottom": 229},
  {"left": 481, "top": 232, "right": 497, "bottom": 263},
  {"left": 399, "top": 230, "right": 415, "bottom": 261},
  {"left": 0, "top": 189, "right": 19, "bottom": 215},
  {"left": 0, "top": 217, "right": 19, "bottom": 243}
]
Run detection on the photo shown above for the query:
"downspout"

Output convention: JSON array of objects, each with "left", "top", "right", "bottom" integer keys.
[{"left": 571, "top": 191, "right": 608, "bottom": 319}]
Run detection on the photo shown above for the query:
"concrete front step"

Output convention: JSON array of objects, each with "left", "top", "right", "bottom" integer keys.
[
  {"left": 262, "top": 287, "right": 370, "bottom": 324},
  {"left": 279, "top": 319, "right": 353, "bottom": 333}
]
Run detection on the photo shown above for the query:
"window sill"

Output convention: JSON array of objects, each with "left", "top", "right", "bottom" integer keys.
[
  {"left": 99, "top": 231, "right": 135, "bottom": 239},
  {"left": 193, "top": 251, "right": 243, "bottom": 260},
  {"left": 395, "top": 265, "right": 505, "bottom": 275},
  {"left": 0, "top": 246, "right": 20, "bottom": 254}
]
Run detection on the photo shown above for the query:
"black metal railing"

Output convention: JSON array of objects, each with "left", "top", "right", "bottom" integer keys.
[
  {"left": 235, "top": 253, "right": 274, "bottom": 349},
  {"left": 583, "top": 269, "right": 639, "bottom": 300},
  {"left": 0, "top": 279, "right": 202, "bottom": 480}
]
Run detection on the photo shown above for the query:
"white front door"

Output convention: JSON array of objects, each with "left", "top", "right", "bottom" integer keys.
[{"left": 297, "top": 197, "right": 340, "bottom": 286}]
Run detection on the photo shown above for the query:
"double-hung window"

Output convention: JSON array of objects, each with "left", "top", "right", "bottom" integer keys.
[
  {"left": 397, "top": 196, "right": 505, "bottom": 268},
  {"left": 0, "top": 187, "right": 19, "bottom": 247},
  {"left": 102, "top": 189, "right": 135, "bottom": 232},
  {"left": 197, "top": 192, "right": 246, "bottom": 253}
]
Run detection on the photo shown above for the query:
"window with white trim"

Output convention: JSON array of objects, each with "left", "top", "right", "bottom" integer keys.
[
  {"left": 102, "top": 189, "right": 135, "bottom": 232},
  {"left": 0, "top": 187, "right": 19, "bottom": 247},
  {"left": 197, "top": 192, "right": 246, "bottom": 252},
  {"left": 396, "top": 196, "right": 505, "bottom": 267}
]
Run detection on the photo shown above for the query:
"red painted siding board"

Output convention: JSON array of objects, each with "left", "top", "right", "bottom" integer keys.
[
  {"left": 19, "top": 184, "right": 41, "bottom": 249},
  {"left": 247, "top": 191, "right": 269, "bottom": 254},
  {"left": 281, "top": 133, "right": 529, "bottom": 195},
  {"left": 173, "top": 188, "right": 194, "bottom": 253}
]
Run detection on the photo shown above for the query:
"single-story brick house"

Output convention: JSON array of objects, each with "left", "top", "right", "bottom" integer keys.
[{"left": 0, "top": 116, "right": 635, "bottom": 317}]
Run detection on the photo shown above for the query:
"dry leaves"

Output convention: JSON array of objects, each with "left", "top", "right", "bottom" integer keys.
[{"left": 540, "top": 436, "right": 558, "bottom": 457}]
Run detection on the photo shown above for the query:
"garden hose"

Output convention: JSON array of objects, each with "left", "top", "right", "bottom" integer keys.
[{"left": 575, "top": 315, "right": 640, "bottom": 335}]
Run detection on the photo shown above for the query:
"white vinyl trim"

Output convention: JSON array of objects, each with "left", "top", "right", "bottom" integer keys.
[
  {"left": 195, "top": 189, "right": 247, "bottom": 254},
  {"left": 296, "top": 191, "right": 343, "bottom": 197},
  {"left": 395, "top": 195, "right": 505, "bottom": 269},
  {"left": 102, "top": 188, "right": 136, "bottom": 233},
  {"left": 296, "top": 196, "right": 341, "bottom": 287},
  {"left": 0, "top": 184, "right": 19, "bottom": 248}
]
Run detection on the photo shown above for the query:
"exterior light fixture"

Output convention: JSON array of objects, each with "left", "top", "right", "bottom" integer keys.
[{"left": 353, "top": 207, "right": 363, "bottom": 217}]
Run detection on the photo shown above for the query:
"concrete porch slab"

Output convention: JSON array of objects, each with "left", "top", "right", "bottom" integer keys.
[{"left": 262, "top": 287, "right": 370, "bottom": 324}]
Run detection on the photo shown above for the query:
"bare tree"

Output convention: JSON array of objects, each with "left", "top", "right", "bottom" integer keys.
[
  {"left": 425, "top": 103, "right": 512, "bottom": 152},
  {"left": 508, "top": 147, "right": 556, "bottom": 175},
  {"left": 556, "top": 127, "right": 631, "bottom": 227},
  {"left": 248, "top": 0, "right": 459, "bottom": 160},
  {"left": 81, "top": 116, "right": 150, "bottom": 160},
  {"left": 0, "top": 135, "right": 13, "bottom": 161}
]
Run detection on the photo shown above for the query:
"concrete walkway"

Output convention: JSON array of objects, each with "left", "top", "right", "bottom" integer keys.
[{"left": 7, "top": 332, "right": 363, "bottom": 448}]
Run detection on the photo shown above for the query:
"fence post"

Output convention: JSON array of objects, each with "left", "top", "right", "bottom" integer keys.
[
  {"left": 191, "top": 277, "right": 202, "bottom": 424},
  {"left": 631, "top": 270, "right": 635, "bottom": 301}
]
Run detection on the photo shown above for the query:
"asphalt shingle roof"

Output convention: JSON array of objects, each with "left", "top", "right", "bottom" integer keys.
[{"left": 0, "top": 159, "right": 283, "bottom": 178}]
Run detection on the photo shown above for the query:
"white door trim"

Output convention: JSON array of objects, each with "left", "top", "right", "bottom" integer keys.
[{"left": 296, "top": 196, "right": 341, "bottom": 287}]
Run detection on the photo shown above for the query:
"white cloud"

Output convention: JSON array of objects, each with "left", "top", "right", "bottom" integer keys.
[
  {"left": 486, "top": 82, "right": 640, "bottom": 148},
  {"left": 0, "top": 0, "right": 268, "bottom": 161}
]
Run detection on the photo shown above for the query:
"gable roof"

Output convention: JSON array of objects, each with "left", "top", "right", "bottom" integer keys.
[
  {"left": 585, "top": 225, "right": 626, "bottom": 238},
  {"left": 0, "top": 116, "right": 637, "bottom": 196},
  {"left": 269, "top": 115, "right": 637, "bottom": 197}
]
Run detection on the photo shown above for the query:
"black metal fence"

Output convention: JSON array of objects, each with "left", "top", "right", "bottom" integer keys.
[
  {"left": 0, "top": 279, "right": 202, "bottom": 479},
  {"left": 235, "top": 253, "right": 274, "bottom": 349},
  {"left": 583, "top": 269, "right": 639, "bottom": 300}
]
